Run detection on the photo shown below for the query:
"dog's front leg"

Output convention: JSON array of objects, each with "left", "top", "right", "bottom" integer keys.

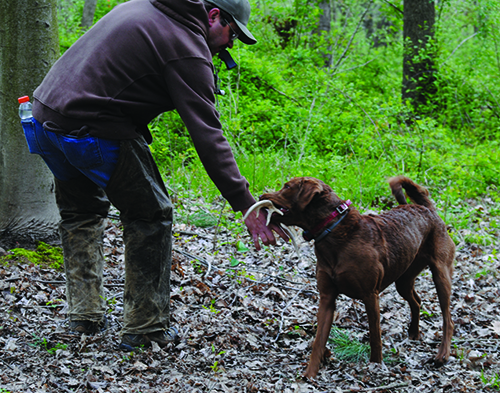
[
  {"left": 304, "top": 271, "right": 338, "bottom": 379},
  {"left": 364, "top": 292, "right": 383, "bottom": 363}
]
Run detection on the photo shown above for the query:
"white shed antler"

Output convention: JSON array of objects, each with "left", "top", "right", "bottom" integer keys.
[
  {"left": 280, "top": 224, "right": 301, "bottom": 258},
  {"left": 242, "top": 200, "right": 283, "bottom": 226},
  {"left": 243, "top": 200, "right": 301, "bottom": 257}
]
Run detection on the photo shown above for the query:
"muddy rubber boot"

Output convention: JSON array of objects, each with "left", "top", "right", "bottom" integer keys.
[
  {"left": 119, "top": 327, "right": 180, "bottom": 351},
  {"left": 69, "top": 315, "right": 109, "bottom": 335}
]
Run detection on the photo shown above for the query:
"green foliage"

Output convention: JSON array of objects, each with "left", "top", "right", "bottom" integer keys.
[
  {"left": 481, "top": 370, "right": 500, "bottom": 390},
  {"left": 1, "top": 242, "right": 63, "bottom": 270},
  {"left": 55, "top": 0, "right": 499, "bottom": 228},
  {"left": 57, "top": 0, "right": 128, "bottom": 54},
  {"left": 328, "top": 326, "right": 400, "bottom": 364},
  {"left": 176, "top": 207, "right": 218, "bottom": 228},
  {"left": 328, "top": 327, "right": 371, "bottom": 363},
  {"left": 202, "top": 299, "right": 221, "bottom": 314},
  {"left": 29, "top": 334, "right": 68, "bottom": 355}
]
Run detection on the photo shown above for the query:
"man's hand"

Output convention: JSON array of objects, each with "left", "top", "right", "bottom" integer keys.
[{"left": 242, "top": 208, "right": 289, "bottom": 251}]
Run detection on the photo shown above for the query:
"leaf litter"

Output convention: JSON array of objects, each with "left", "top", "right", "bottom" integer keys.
[{"left": 0, "top": 199, "right": 499, "bottom": 393}]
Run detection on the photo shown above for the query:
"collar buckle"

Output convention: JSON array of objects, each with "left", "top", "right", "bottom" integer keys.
[{"left": 336, "top": 200, "right": 351, "bottom": 215}]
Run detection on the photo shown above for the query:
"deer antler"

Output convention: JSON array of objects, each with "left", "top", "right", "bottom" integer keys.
[
  {"left": 243, "top": 201, "right": 301, "bottom": 258},
  {"left": 280, "top": 224, "right": 301, "bottom": 257},
  {"left": 243, "top": 200, "right": 283, "bottom": 226}
]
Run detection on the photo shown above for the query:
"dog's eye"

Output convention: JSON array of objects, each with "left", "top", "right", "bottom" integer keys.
[{"left": 284, "top": 184, "right": 290, "bottom": 190}]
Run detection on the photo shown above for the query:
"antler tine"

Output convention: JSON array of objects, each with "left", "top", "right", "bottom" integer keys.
[
  {"left": 243, "top": 199, "right": 283, "bottom": 226},
  {"left": 280, "top": 224, "right": 301, "bottom": 258}
]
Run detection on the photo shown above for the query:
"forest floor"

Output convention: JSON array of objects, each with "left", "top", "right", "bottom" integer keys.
[{"left": 1, "top": 199, "right": 499, "bottom": 393}]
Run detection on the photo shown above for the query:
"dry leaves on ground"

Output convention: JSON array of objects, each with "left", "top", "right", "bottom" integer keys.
[{"left": 1, "top": 202, "right": 499, "bottom": 393}]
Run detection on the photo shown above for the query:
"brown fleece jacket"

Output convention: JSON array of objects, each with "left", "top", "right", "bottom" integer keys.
[{"left": 33, "top": 0, "right": 255, "bottom": 211}]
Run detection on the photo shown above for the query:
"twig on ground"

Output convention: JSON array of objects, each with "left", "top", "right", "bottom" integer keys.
[
  {"left": 238, "top": 273, "right": 318, "bottom": 294},
  {"left": 336, "top": 381, "right": 410, "bottom": 392},
  {"left": 274, "top": 284, "right": 312, "bottom": 342},
  {"left": 451, "top": 338, "right": 500, "bottom": 344},
  {"left": 212, "top": 199, "right": 227, "bottom": 252},
  {"left": 173, "top": 247, "right": 212, "bottom": 278},
  {"left": 4, "top": 276, "right": 21, "bottom": 282},
  {"left": 175, "top": 230, "right": 212, "bottom": 240},
  {"left": 0, "top": 357, "right": 16, "bottom": 370},
  {"left": 49, "top": 380, "right": 75, "bottom": 393}
]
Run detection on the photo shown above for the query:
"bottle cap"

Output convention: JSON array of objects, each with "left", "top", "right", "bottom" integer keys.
[{"left": 18, "top": 96, "right": 30, "bottom": 104}]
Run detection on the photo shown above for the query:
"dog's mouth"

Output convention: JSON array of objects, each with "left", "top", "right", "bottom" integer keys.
[
  {"left": 260, "top": 200, "right": 291, "bottom": 219},
  {"left": 270, "top": 203, "right": 289, "bottom": 217}
]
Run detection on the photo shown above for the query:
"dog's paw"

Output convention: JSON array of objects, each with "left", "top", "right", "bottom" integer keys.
[
  {"left": 434, "top": 354, "right": 449, "bottom": 367},
  {"left": 434, "top": 345, "right": 450, "bottom": 367},
  {"left": 302, "top": 365, "right": 320, "bottom": 380}
]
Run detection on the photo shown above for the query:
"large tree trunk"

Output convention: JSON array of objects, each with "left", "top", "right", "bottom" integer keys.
[
  {"left": 315, "top": 0, "right": 332, "bottom": 67},
  {"left": 0, "top": 0, "right": 60, "bottom": 249},
  {"left": 81, "top": 0, "right": 98, "bottom": 29},
  {"left": 316, "top": 0, "right": 331, "bottom": 34},
  {"left": 402, "top": 0, "right": 437, "bottom": 115}
]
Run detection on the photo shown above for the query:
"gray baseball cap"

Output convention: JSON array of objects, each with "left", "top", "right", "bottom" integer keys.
[{"left": 207, "top": 0, "right": 257, "bottom": 45}]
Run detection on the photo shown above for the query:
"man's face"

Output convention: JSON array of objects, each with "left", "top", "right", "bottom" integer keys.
[{"left": 207, "top": 8, "right": 241, "bottom": 56}]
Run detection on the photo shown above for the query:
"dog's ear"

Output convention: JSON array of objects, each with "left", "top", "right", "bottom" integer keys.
[{"left": 296, "top": 178, "right": 326, "bottom": 211}]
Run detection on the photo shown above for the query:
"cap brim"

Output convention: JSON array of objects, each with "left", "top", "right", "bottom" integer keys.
[{"left": 234, "top": 19, "right": 257, "bottom": 45}]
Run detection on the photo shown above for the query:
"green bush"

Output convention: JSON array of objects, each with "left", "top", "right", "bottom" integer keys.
[{"left": 56, "top": 0, "right": 499, "bottom": 209}]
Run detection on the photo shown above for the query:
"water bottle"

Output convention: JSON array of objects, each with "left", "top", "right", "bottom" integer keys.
[{"left": 18, "top": 96, "right": 33, "bottom": 120}]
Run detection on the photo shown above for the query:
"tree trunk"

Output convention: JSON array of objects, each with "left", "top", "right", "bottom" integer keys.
[
  {"left": 402, "top": 0, "right": 437, "bottom": 115},
  {"left": 315, "top": 0, "right": 332, "bottom": 66},
  {"left": 316, "top": 0, "right": 331, "bottom": 34},
  {"left": 81, "top": 0, "right": 98, "bottom": 29},
  {"left": 363, "top": 2, "right": 398, "bottom": 48},
  {"left": 0, "top": 0, "right": 60, "bottom": 249}
]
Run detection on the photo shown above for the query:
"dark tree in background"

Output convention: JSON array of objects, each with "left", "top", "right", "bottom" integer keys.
[
  {"left": 315, "top": 0, "right": 332, "bottom": 66},
  {"left": 0, "top": 0, "right": 60, "bottom": 249},
  {"left": 402, "top": 0, "right": 437, "bottom": 115},
  {"left": 316, "top": 0, "right": 331, "bottom": 34},
  {"left": 363, "top": 1, "right": 398, "bottom": 48},
  {"left": 81, "top": 0, "right": 98, "bottom": 29}
]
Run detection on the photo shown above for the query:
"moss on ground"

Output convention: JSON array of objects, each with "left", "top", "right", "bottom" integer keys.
[{"left": 1, "top": 242, "right": 63, "bottom": 270}]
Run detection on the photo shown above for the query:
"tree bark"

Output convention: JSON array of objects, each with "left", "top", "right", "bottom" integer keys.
[
  {"left": 402, "top": 0, "right": 437, "bottom": 114},
  {"left": 316, "top": 0, "right": 331, "bottom": 34},
  {"left": 363, "top": 1, "right": 399, "bottom": 48},
  {"left": 315, "top": 0, "right": 332, "bottom": 66},
  {"left": 81, "top": 0, "right": 98, "bottom": 29},
  {"left": 0, "top": 0, "right": 60, "bottom": 249}
]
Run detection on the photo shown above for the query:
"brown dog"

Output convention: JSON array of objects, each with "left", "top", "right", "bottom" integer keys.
[{"left": 254, "top": 176, "right": 455, "bottom": 378}]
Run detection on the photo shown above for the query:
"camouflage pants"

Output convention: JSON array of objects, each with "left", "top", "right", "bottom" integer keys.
[{"left": 55, "top": 136, "right": 172, "bottom": 334}]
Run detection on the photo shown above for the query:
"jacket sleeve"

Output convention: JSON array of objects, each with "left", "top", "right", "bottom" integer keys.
[{"left": 163, "top": 57, "right": 256, "bottom": 212}]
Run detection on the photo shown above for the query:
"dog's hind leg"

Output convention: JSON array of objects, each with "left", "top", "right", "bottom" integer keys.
[
  {"left": 304, "top": 271, "right": 338, "bottom": 379},
  {"left": 364, "top": 292, "right": 383, "bottom": 363},
  {"left": 395, "top": 276, "right": 422, "bottom": 340},
  {"left": 430, "top": 254, "right": 454, "bottom": 366}
]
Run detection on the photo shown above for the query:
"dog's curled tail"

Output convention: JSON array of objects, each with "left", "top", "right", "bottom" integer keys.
[{"left": 388, "top": 176, "right": 435, "bottom": 210}]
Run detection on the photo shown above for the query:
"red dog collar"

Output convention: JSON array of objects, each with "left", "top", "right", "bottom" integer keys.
[{"left": 302, "top": 200, "right": 352, "bottom": 242}]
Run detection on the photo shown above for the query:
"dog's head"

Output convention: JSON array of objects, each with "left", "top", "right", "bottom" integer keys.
[{"left": 258, "top": 177, "right": 342, "bottom": 230}]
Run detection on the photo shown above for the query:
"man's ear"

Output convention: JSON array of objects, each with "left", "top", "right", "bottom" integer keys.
[
  {"left": 207, "top": 8, "right": 221, "bottom": 27},
  {"left": 296, "top": 178, "right": 325, "bottom": 211}
]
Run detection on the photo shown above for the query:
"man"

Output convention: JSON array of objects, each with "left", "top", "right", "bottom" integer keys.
[{"left": 23, "top": 0, "right": 287, "bottom": 351}]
